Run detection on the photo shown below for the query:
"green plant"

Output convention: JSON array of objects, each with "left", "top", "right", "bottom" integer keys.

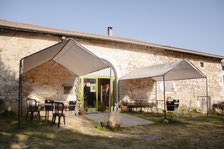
[
  {"left": 178, "top": 105, "right": 188, "bottom": 112},
  {"left": 75, "top": 79, "right": 86, "bottom": 109},
  {"left": 1, "top": 110, "right": 15, "bottom": 116},
  {"left": 166, "top": 112, "right": 176, "bottom": 122},
  {"left": 121, "top": 100, "right": 128, "bottom": 106},
  {"left": 100, "top": 106, "right": 107, "bottom": 112}
]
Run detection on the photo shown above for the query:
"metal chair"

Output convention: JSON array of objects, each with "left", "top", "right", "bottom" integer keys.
[
  {"left": 68, "top": 101, "right": 76, "bottom": 116},
  {"left": 26, "top": 98, "right": 40, "bottom": 121},
  {"left": 51, "top": 102, "right": 65, "bottom": 128}
]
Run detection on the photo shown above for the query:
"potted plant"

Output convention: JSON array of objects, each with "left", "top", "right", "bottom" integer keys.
[
  {"left": 79, "top": 108, "right": 87, "bottom": 115},
  {"left": 107, "top": 121, "right": 121, "bottom": 130},
  {"left": 120, "top": 101, "right": 128, "bottom": 112},
  {"left": 75, "top": 79, "right": 87, "bottom": 115}
]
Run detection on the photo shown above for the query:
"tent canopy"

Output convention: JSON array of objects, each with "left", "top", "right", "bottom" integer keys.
[
  {"left": 22, "top": 39, "right": 109, "bottom": 76},
  {"left": 120, "top": 59, "right": 206, "bottom": 81},
  {"left": 18, "top": 39, "right": 116, "bottom": 128}
]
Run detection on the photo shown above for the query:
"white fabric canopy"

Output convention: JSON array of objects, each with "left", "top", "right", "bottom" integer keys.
[
  {"left": 120, "top": 59, "right": 206, "bottom": 81},
  {"left": 22, "top": 39, "right": 109, "bottom": 76}
]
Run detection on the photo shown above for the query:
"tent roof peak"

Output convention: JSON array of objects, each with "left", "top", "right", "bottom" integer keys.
[
  {"left": 22, "top": 39, "right": 109, "bottom": 76},
  {"left": 120, "top": 59, "right": 206, "bottom": 81}
]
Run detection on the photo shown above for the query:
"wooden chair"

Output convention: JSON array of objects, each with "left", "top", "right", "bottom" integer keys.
[
  {"left": 26, "top": 98, "right": 40, "bottom": 121},
  {"left": 51, "top": 102, "right": 65, "bottom": 128}
]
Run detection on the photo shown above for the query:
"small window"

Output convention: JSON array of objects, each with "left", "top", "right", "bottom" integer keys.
[
  {"left": 200, "top": 62, "right": 204, "bottom": 68},
  {"left": 64, "top": 86, "right": 73, "bottom": 94}
]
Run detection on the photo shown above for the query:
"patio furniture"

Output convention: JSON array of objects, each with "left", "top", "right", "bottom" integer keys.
[
  {"left": 51, "top": 102, "right": 65, "bottom": 128},
  {"left": 45, "top": 100, "right": 54, "bottom": 121},
  {"left": 166, "top": 99, "right": 179, "bottom": 111},
  {"left": 26, "top": 98, "right": 40, "bottom": 121},
  {"left": 67, "top": 100, "right": 79, "bottom": 117},
  {"left": 67, "top": 101, "right": 75, "bottom": 116},
  {"left": 127, "top": 101, "right": 156, "bottom": 112}
]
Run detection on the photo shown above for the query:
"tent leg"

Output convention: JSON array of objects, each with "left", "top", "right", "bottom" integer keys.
[
  {"left": 100, "top": 58, "right": 119, "bottom": 111},
  {"left": 109, "top": 67, "right": 112, "bottom": 113},
  {"left": 155, "top": 81, "right": 158, "bottom": 111},
  {"left": 163, "top": 76, "right": 166, "bottom": 119},
  {"left": 18, "top": 59, "right": 23, "bottom": 129},
  {"left": 116, "top": 80, "right": 120, "bottom": 111},
  {"left": 206, "top": 77, "right": 209, "bottom": 117}
]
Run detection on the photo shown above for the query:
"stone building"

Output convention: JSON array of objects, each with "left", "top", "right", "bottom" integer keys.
[{"left": 0, "top": 19, "right": 223, "bottom": 113}]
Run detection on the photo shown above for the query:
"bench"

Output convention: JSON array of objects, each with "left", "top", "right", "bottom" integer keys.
[{"left": 127, "top": 101, "right": 156, "bottom": 112}]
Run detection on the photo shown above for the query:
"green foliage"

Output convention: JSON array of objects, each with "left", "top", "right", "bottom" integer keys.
[
  {"left": 1, "top": 110, "right": 16, "bottom": 117},
  {"left": 166, "top": 112, "right": 176, "bottom": 122},
  {"left": 100, "top": 106, "right": 107, "bottom": 112},
  {"left": 121, "top": 100, "right": 128, "bottom": 106},
  {"left": 75, "top": 79, "right": 85, "bottom": 109},
  {"left": 99, "top": 120, "right": 121, "bottom": 131}
]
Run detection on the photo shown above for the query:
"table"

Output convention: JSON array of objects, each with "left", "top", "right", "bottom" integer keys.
[
  {"left": 38, "top": 103, "right": 54, "bottom": 121},
  {"left": 38, "top": 101, "right": 76, "bottom": 117}
]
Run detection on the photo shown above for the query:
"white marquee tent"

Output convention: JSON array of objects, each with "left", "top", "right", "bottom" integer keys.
[
  {"left": 120, "top": 59, "right": 209, "bottom": 119},
  {"left": 18, "top": 39, "right": 209, "bottom": 127},
  {"left": 18, "top": 39, "right": 118, "bottom": 128}
]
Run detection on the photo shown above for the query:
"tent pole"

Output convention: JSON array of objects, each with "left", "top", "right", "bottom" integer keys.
[
  {"left": 163, "top": 76, "right": 166, "bottom": 119},
  {"left": 109, "top": 67, "right": 112, "bottom": 113},
  {"left": 100, "top": 58, "right": 118, "bottom": 111},
  {"left": 206, "top": 77, "right": 209, "bottom": 117},
  {"left": 155, "top": 81, "right": 158, "bottom": 111},
  {"left": 18, "top": 58, "right": 23, "bottom": 129}
]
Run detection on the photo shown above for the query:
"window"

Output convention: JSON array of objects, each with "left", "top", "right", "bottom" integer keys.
[
  {"left": 64, "top": 86, "right": 73, "bottom": 94},
  {"left": 159, "top": 81, "right": 175, "bottom": 92},
  {"left": 200, "top": 62, "right": 204, "bottom": 68}
]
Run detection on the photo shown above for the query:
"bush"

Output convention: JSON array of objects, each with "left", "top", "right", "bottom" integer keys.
[
  {"left": 1, "top": 110, "right": 16, "bottom": 117},
  {"left": 166, "top": 112, "right": 176, "bottom": 122},
  {"left": 100, "top": 106, "right": 107, "bottom": 112}
]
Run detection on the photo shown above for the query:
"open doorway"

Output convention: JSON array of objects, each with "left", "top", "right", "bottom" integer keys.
[
  {"left": 81, "top": 75, "right": 115, "bottom": 113},
  {"left": 98, "top": 79, "right": 110, "bottom": 111},
  {"left": 83, "top": 78, "right": 97, "bottom": 112}
]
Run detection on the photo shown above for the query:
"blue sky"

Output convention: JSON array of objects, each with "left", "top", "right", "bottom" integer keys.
[{"left": 1, "top": 0, "right": 224, "bottom": 56}]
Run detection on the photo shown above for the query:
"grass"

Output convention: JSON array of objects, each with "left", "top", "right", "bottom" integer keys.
[{"left": 0, "top": 112, "right": 223, "bottom": 149}]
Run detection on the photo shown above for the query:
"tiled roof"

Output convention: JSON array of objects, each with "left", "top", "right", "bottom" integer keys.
[{"left": 0, "top": 19, "right": 223, "bottom": 59}]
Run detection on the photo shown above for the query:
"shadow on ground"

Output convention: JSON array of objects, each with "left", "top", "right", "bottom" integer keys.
[{"left": 0, "top": 112, "right": 224, "bottom": 149}]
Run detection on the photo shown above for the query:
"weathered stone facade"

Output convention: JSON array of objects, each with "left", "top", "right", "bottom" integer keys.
[
  {"left": 80, "top": 39, "right": 224, "bottom": 111},
  {"left": 23, "top": 61, "right": 76, "bottom": 103},
  {"left": 0, "top": 28, "right": 223, "bottom": 113},
  {"left": 0, "top": 30, "right": 60, "bottom": 111}
]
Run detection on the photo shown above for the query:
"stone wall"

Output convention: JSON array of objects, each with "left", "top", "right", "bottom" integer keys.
[
  {"left": 23, "top": 61, "right": 76, "bottom": 104},
  {"left": 0, "top": 30, "right": 61, "bottom": 112},
  {"left": 79, "top": 39, "right": 224, "bottom": 111},
  {"left": 0, "top": 29, "right": 223, "bottom": 113}
]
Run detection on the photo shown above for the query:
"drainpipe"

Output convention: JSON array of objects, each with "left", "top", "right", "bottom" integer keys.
[
  {"left": 163, "top": 76, "right": 166, "bottom": 120},
  {"left": 206, "top": 77, "right": 209, "bottom": 117},
  {"left": 18, "top": 58, "right": 24, "bottom": 129}
]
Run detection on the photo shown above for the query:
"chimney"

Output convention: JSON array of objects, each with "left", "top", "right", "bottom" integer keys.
[{"left": 107, "top": 26, "right": 113, "bottom": 36}]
